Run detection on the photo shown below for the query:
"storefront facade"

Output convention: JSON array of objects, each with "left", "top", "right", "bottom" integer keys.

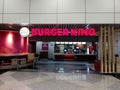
[
  {"left": 29, "top": 24, "right": 120, "bottom": 74},
  {"left": 29, "top": 24, "right": 98, "bottom": 61},
  {"left": 0, "top": 24, "right": 120, "bottom": 74}
]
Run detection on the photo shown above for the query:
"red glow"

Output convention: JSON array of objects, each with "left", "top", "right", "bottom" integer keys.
[
  {"left": 21, "top": 37, "right": 24, "bottom": 46},
  {"left": 64, "top": 54, "right": 74, "bottom": 60},
  {"left": 0, "top": 31, "right": 28, "bottom": 54},
  {"left": 7, "top": 33, "right": 13, "bottom": 44}
]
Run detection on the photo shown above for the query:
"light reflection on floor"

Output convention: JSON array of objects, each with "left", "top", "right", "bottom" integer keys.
[
  {"left": 0, "top": 60, "right": 120, "bottom": 90},
  {"left": 33, "top": 60, "right": 95, "bottom": 74}
]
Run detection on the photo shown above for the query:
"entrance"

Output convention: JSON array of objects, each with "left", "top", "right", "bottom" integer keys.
[
  {"left": 29, "top": 24, "right": 98, "bottom": 62},
  {"left": 28, "top": 24, "right": 99, "bottom": 73}
]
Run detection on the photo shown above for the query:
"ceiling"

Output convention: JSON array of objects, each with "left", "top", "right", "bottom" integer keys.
[{"left": 0, "top": 24, "right": 119, "bottom": 32}]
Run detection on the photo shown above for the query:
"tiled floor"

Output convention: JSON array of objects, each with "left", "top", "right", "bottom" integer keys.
[
  {"left": 35, "top": 60, "right": 95, "bottom": 73},
  {"left": 0, "top": 71, "right": 120, "bottom": 90},
  {"left": 0, "top": 60, "right": 120, "bottom": 90}
]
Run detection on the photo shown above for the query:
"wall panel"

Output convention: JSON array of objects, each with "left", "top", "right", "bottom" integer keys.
[
  {"left": 36, "top": 42, "right": 42, "bottom": 54},
  {"left": 86, "top": 13, "right": 114, "bottom": 24},
  {"left": 58, "top": 0, "right": 85, "bottom": 13},
  {"left": 30, "top": 14, "right": 56, "bottom": 23},
  {"left": 115, "top": 13, "right": 120, "bottom": 23},
  {"left": 0, "top": 14, "right": 2, "bottom": 23},
  {"left": 86, "top": 0, "right": 114, "bottom": 12},
  {"left": 115, "top": 0, "right": 120, "bottom": 12},
  {"left": 0, "top": 0, "right": 3, "bottom": 13},
  {"left": 31, "top": 0, "right": 57, "bottom": 13},
  {"left": 0, "top": 0, "right": 120, "bottom": 24},
  {"left": 58, "top": 14, "right": 85, "bottom": 23},
  {"left": 3, "top": 14, "right": 29, "bottom": 23},
  {"left": 4, "top": 0, "right": 29, "bottom": 13}
]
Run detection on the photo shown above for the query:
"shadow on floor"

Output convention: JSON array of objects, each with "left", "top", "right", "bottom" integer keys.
[{"left": 0, "top": 70, "right": 8, "bottom": 74}]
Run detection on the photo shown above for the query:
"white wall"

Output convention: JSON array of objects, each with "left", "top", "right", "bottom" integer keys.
[
  {"left": 31, "top": 0, "right": 57, "bottom": 13},
  {"left": 0, "top": 0, "right": 3, "bottom": 23},
  {"left": 0, "top": 0, "right": 3, "bottom": 13},
  {"left": 58, "top": 0, "right": 85, "bottom": 13},
  {"left": 0, "top": 14, "right": 2, "bottom": 23},
  {"left": 36, "top": 42, "right": 42, "bottom": 54},
  {"left": 58, "top": 14, "right": 85, "bottom": 24},
  {"left": 36, "top": 42, "right": 55, "bottom": 59},
  {"left": 36, "top": 42, "right": 49, "bottom": 53},
  {"left": 115, "top": 14, "right": 120, "bottom": 24},
  {"left": 0, "top": 0, "right": 120, "bottom": 23},
  {"left": 86, "top": 0, "right": 114, "bottom": 12},
  {"left": 114, "top": 32, "right": 120, "bottom": 56},
  {"left": 86, "top": 14, "right": 114, "bottom": 24},
  {"left": 4, "top": 0, "right": 29, "bottom": 13},
  {"left": 30, "top": 14, "right": 56, "bottom": 24},
  {"left": 3, "top": 14, "right": 29, "bottom": 23},
  {"left": 48, "top": 42, "right": 55, "bottom": 59},
  {"left": 115, "top": 0, "right": 120, "bottom": 12}
]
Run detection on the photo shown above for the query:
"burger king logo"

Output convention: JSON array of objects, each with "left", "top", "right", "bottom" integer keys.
[{"left": 20, "top": 27, "right": 30, "bottom": 37}]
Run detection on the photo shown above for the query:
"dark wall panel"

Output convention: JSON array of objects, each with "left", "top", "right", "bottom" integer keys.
[{"left": 30, "top": 36, "right": 98, "bottom": 42}]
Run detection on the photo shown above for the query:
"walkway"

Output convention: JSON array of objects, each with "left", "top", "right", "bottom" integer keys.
[{"left": 0, "top": 60, "right": 120, "bottom": 90}]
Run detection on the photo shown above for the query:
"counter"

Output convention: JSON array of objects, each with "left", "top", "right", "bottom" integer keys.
[{"left": 54, "top": 53, "right": 97, "bottom": 61}]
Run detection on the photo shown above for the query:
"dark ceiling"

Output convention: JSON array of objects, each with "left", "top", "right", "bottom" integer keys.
[{"left": 0, "top": 24, "right": 120, "bottom": 31}]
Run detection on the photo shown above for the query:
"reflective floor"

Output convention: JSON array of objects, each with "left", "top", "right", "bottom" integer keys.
[
  {"left": 0, "top": 60, "right": 120, "bottom": 90},
  {"left": 34, "top": 60, "right": 95, "bottom": 74}
]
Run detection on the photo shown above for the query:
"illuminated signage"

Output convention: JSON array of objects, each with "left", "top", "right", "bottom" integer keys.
[
  {"left": 20, "top": 27, "right": 30, "bottom": 37},
  {"left": 31, "top": 28, "right": 96, "bottom": 37}
]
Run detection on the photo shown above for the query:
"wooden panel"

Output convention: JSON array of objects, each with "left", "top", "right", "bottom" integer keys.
[
  {"left": 100, "top": 25, "right": 116, "bottom": 73},
  {"left": 100, "top": 26, "right": 103, "bottom": 73},
  {"left": 27, "top": 53, "right": 35, "bottom": 63},
  {"left": 116, "top": 57, "right": 120, "bottom": 73},
  {"left": 104, "top": 26, "right": 107, "bottom": 73},
  {"left": 108, "top": 26, "right": 111, "bottom": 73},
  {"left": 111, "top": 26, "right": 115, "bottom": 73},
  {"left": 117, "top": 66, "right": 120, "bottom": 73}
]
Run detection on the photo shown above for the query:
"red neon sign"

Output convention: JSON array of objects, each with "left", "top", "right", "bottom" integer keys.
[{"left": 31, "top": 28, "right": 96, "bottom": 37}]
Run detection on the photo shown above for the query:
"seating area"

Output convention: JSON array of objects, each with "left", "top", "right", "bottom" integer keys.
[{"left": 0, "top": 53, "right": 38, "bottom": 70}]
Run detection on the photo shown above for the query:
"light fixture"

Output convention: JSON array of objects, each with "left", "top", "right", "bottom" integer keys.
[
  {"left": 73, "top": 42, "right": 77, "bottom": 44},
  {"left": 61, "top": 42, "right": 64, "bottom": 44},
  {"left": 78, "top": 42, "right": 81, "bottom": 44},
  {"left": 69, "top": 42, "right": 73, "bottom": 44},
  {"left": 82, "top": 42, "right": 86, "bottom": 44},
  {"left": 21, "top": 23, "right": 29, "bottom": 26},
  {"left": 56, "top": 42, "right": 60, "bottom": 44},
  {"left": 64, "top": 42, "right": 68, "bottom": 44}
]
